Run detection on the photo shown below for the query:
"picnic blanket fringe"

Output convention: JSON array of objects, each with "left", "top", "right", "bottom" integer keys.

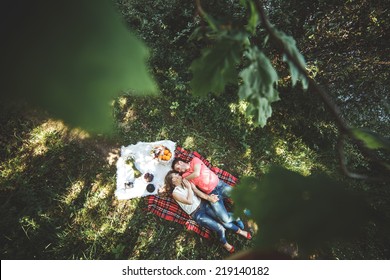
[{"left": 145, "top": 146, "right": 238, "bottom": 239}]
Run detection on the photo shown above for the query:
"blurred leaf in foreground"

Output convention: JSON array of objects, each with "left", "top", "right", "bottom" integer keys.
[
  {"left": 351, "top": 128, "right": 390, "bottom": 151},
  {"left": 190, "top": 38, "right": 242, "bottom": 96},
  {"left": 2, "top": 0, "right": 157, "bottom": 133},
  {"left": 232, "top": 166, "right": 371, "bottom": 252}
]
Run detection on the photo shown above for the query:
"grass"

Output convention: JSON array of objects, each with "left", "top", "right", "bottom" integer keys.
[
  {"left": 1, "top": 34, "right": 389, "bottom": 259},
  {"left": 0, "top": 99, "right": 256, "bottom": 259},
  {"left": 0, "top": 87, "right": 325, "bottom": 260},
  {"left": 2, "top": 0, "right": 389, "bottom": 260},
  {"left": 1, "top": 79, "right": 389, "bottom": 260}
]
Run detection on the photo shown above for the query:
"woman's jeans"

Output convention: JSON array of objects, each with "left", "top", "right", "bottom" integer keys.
[
  {"left": 209, "top": 179, "right": 234, "bottom": 224},
  {"left": 192, "top": 201, "right": 239, "bottom": 245}
]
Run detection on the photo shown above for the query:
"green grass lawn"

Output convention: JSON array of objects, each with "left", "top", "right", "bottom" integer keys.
[
  {"left": 1, "top": 0, "right": 389, "bottom": 261},
  {"left": 1, "top": 88, "right": 388, "bottom": 259},
  {"left": 0, "top": 89, "right": 324, "bottom": 259},
  {"left": 1, "top": 97, "right": 261, "bottom": 259}
]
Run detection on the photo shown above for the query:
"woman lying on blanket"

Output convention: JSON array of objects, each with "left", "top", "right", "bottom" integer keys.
[
  {"left": 172, "top": 157, "right": 243, "bottom": 224},
  {"left": 164, "top": 170, "right": 251, "bottom": 253}
]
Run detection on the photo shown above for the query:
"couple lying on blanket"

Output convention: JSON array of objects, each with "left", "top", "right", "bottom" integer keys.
[{"left": 159, "top": 156, "right": 251, "bottom": 254}]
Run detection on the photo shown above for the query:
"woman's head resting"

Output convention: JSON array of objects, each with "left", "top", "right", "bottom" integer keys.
[{"left": 163, "top": 170, "right": 182, "bottom": 194}]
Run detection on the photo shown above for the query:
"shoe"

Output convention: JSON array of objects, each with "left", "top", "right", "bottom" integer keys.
[
  {"left": 224, "top": 244, "right": 235, "bottom": 254},
  {"left": 237, "top": 229, "right": 252, "bottom": 240},
  {"left": 243, "top": 208, "right": 251, "bottom": 217},
  {"left": 235, "top": 219, "right": 245, "bottom": 230}
]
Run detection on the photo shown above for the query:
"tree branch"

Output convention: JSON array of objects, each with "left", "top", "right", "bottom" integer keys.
[
  {"left": 337, "top": 134, "right": 368, "bottom": 180},
  {"left": 254, "top": 0, "right": 349, "bottom": 134},
  {"left": 254, "top": 0, "right": 388, "bottom": 179}
]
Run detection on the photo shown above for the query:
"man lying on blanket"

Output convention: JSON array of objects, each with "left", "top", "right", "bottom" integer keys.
[
  {"left": 164, "top": 156, "right": 245, "bottom": 230},
  {"left": 148, "top": 147, "right": 246, "bottom": 238}
]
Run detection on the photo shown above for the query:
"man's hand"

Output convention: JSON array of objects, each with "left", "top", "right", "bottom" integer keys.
[{"left": 208, "top": 194, "right": 219, "bottom": 203}]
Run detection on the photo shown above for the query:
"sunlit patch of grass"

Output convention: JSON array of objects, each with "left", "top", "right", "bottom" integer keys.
[
  {"left": 63, "top": 180, "right": 85, "bottom": 205},
  {"left": 123, "top": 107, "right": 138, "bottom": 123},
  {"left": 19, "top": 216, "right": 40, "bottom": 238},
  {"left": 229, "top": 100, "right": 254, "bottom": 126},
  {"left": 67, "top": 127, "right": 90, "bottom": 141},
  {"left": 243, "top": 146, "right": 252, "bottom": 159},
  {"left": 181, "top": 131, "right": 234, "bottom": 167},
  {"left": 183, "top": 136, "right": 195, "bottom": 149},
  {"left": 238, "top": 146, "right": 256, "bottom": 176},
  {"left": 158, "top": 126, "right": 169, "bottom": 139},
  {"left": 28, "top": 119, "right": 67, "bottom": 156},
  {"left": 174, "top": 232, "right": 196, "bottom": 259},
  {"left": 118, "top": 96, "right": 128, "bottom": 109},
  {"left": 0, "top": 156, "right": 28, "bottom": 186},
  {"left": 272, "top": 138, "right": 319, "bottom": 176}
]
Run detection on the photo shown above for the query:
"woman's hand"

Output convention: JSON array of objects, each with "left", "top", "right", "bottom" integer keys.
[
  {"left": 182, "top": 179, "right": 192, "bottom": 189},
  {"left": 157, "top": 186, "right": 166, "bottom": 195}
]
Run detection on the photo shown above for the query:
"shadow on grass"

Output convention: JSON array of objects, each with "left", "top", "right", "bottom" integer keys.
[
  {"left": 1, "top": 104, "right": 252, "bottom": 260},
  {"left": 0, "top": 104, "right": 119, "bottom": 259}
]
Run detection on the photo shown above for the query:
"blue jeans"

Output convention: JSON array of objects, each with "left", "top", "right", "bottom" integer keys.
[
  {"left": 191, "top": 202, "right": 239, "bottom": 245},
  {"left": 209, "top": 179, "right": 234, "bottom": 224}
]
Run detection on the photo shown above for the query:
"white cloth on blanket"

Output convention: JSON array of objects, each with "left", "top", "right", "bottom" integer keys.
[{"left": 115, "top": 140, "right": 176, "bottom": 200}]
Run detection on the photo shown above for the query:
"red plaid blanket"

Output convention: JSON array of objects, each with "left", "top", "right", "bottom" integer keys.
[{"left": 146, "top": 146, "right": 238, "bottom": 239}]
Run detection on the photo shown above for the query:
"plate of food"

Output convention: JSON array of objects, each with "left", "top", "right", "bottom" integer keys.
[{"left": 151, "top": 145, "right": 173, "bottom": 165}]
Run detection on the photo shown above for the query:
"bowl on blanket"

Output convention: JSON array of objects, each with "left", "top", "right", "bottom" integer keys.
[
  {"left": 144, "top": 172, "right": 154, "bottom": 182},
  {"left": 151, "top": 145, "right": 172, "bottom": 164},
  {"left": 146, "top": 183, "right": 155, "bottom": 193}
]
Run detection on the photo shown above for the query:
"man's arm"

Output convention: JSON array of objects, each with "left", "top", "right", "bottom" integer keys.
[
  {"left": 183, "top": 179, "right": 219, "bottom": 203},
  {"left": 183, "top": 162, "right": 201, "bottom": 180}
]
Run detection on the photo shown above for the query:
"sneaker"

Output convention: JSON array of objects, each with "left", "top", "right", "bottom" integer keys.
[{"left": 243, "top": 208, "right": 251, "bottom": 217}]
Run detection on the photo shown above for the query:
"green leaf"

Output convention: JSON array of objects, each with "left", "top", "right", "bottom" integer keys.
[
  {"left": 190, "top": 38, "right": 242, "bottom": 96},
  {"left": 231, "top": 166, "right": 370, "bottom": 251},
  {"left": 238, "top": 47, "right": 279, "bottom": 127},
  {"left": 275, "top": 29, "right": 308, "bottom": 90},
  {"left": 242, "top": 0, "right": 259, "bottom": 34},
  {"left": 2, "top": 0, "right": 157, "bottom": 133},
  {"left": 351, "top": 128, "right": 390, "bottom": 150},
  {"left": 201, "top": 11, "right": 220, "bottom": 32}
]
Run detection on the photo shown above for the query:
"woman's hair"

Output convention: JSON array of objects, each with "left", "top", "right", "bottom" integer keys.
[{"left": 164, "top": 170, "right": 180, "bottom": 195}]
